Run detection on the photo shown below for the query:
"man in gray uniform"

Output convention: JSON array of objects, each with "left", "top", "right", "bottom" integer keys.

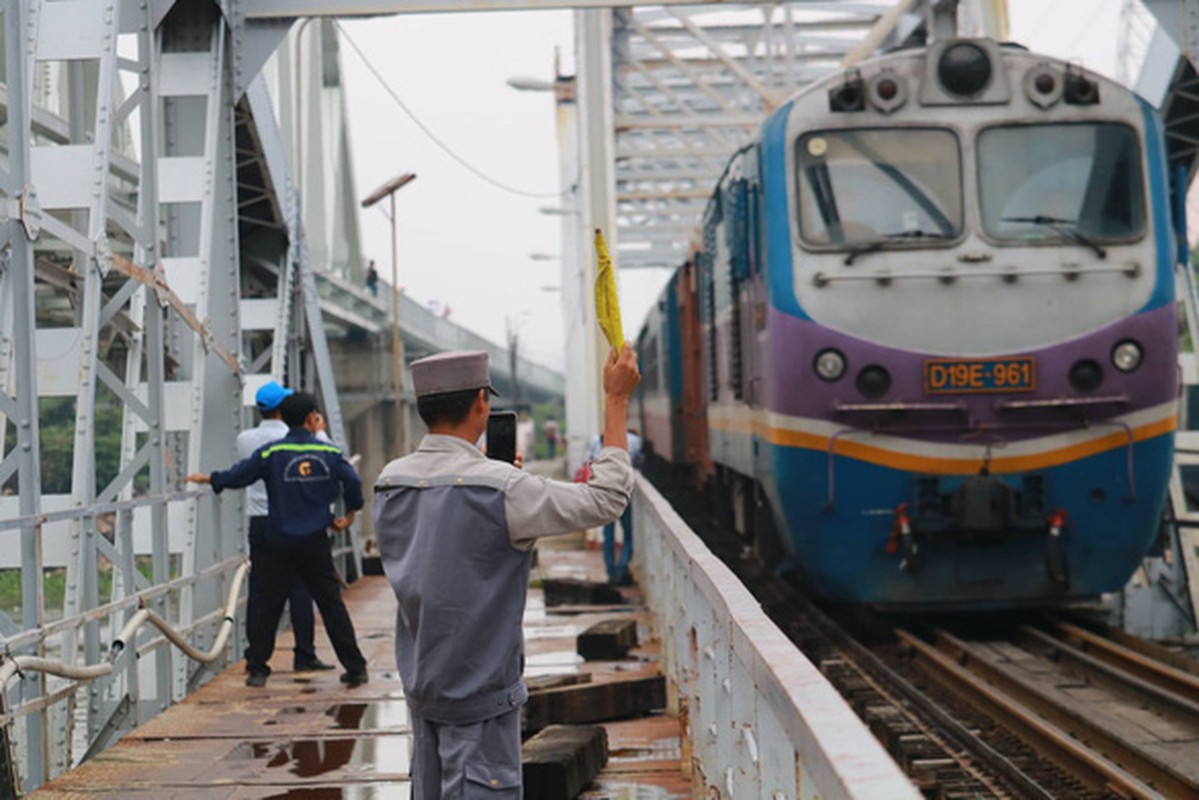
[{"left": 373, "top": 345, "right": 640, "bottom": 799}]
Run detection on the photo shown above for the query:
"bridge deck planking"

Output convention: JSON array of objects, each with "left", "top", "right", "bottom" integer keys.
[{"left": 33, "top": 520, "right": 689, "bottom": 798}]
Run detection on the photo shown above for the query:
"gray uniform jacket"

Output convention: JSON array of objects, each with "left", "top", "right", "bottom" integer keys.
[{"left": 373, "top": 434, "right": 633, "bottom": 725}]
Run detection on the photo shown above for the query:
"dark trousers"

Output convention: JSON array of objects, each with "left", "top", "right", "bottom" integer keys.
[
  {"left": 248, "top": 516, "right": 317, "bottom": 662},
  {"left": 602, "top": 504, "right": 634, "bottom": 581},
  {"left": 246, "top": 529, "right": 367, "bottom": 676}
]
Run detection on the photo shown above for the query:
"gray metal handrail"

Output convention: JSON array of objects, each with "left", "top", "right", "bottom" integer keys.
[
  {"left": 0, "top": 489, "right": 207, "bottom": 533},
  {"left": 0, "top": 560, "right": 249, "bottom": 694}
]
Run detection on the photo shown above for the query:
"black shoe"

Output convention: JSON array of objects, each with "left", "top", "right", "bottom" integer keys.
[
  {"left": 618, "top": 574, "right": 634, "bottom": 587},
  {"left": 294, "top": 657, "right": 336, "bottom": 672},
  {"left": 246, "top": 672, "right": 269, "bottom": 688},
  {"left": 340, "top": 670, "right": 368, "bottom": 687}
]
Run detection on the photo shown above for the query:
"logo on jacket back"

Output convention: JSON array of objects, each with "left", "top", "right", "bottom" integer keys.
[{"left": 285, "top": 455, "right": 331, "bottom": 482}]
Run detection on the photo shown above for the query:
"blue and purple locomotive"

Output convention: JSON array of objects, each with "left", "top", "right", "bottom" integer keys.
[{"left": 636, "top": 38, "right": 1182, "bottom": 608}]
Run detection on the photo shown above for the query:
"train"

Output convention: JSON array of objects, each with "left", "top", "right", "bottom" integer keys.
[{"left": 635, "top": 36, "right": 1183, "bottom": 608}]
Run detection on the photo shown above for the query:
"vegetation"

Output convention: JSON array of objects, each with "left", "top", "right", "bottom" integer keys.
[
  {"left": 3, "top": 393, "right": 147, "bottom": 495},
  {"left": 0, "top": 558, "right": 158, "bottom": 622}
]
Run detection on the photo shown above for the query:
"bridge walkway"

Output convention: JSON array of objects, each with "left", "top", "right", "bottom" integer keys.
[{"left": 31, "top": 507, "right": 688, "bottom": 798}]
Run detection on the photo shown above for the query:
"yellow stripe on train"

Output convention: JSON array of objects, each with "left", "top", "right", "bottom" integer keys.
[{"left": 706, "top": 413, "right": 1178, "bottom": 475}]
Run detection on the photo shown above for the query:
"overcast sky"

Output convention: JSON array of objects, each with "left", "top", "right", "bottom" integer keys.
[{"left": 339, "top": 0, "right": 1125, "bottom": 372}]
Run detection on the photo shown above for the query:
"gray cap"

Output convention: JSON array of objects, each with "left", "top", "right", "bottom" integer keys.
[{"left": 410, "top": 350, "right": 500, "bottom": 399}]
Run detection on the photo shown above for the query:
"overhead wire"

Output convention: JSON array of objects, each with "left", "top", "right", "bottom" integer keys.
[{"left": 335, "top": 20, "right": 565, "bottom": 200}]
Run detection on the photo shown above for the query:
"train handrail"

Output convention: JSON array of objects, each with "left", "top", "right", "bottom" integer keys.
[
  {"left": 995, "top": 394, "right": 1129, "bottom": 409},
  {"left": 0, "top": 560, "right": 249, "bottom": 696},
  {"left": 812, "top": 262, "right": 1141, "bottom": 286}
]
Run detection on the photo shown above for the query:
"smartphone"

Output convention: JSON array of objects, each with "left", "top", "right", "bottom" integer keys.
[{"left": 486, "top": 411, "right": 518, "bottom": 464}]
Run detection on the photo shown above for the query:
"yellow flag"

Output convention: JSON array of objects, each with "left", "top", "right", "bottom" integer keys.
[{"left": 594, "top": 228, "right": 624, "bottom": 351}]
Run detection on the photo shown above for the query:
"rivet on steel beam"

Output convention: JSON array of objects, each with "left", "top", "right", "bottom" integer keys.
[
  {"left": 725, "top": 767, "right": 734, "bottom": 795},
  {"left": 703, "top": 645, "right": 714, "bottom": 661},
  {"left": 721, "top": 678, "right": 730, "bottom": 693},
  {"left": 743, "top": 727, "right": 759, "bottom": 764},
  {"left": 707, "top": 723, "right": 717, "bottom": 739}
]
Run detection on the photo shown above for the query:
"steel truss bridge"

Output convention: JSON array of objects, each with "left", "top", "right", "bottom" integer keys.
[{"left": 1, "top": 0, "right": 1199, "bottom": 795}]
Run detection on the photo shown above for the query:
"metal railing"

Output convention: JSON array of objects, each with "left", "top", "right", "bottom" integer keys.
[
  {"left": 0, "top": 489, "right": 252, "bottom": 795},
  {"left": 633, "top": 475, "right": 919, "bottom": 799},
  {"left": 0, "top": 561, "right": 248, "bottom": 690}
]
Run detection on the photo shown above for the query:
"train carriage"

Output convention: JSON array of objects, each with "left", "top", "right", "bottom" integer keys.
[{"left": 639, "top": 37, "right": 1182, "bottom": 608}]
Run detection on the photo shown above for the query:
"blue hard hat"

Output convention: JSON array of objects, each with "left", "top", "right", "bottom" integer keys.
[{"left": 255, "top": 381, "right": 294, "bottom": 412}]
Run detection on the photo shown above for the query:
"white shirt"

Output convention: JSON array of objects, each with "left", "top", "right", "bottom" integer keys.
[
  {"left": 587, "top": 432, "right": 641, "bottom": 463},
  {"left": 235, "top": 419, "right": 288, "bottom": 516}
]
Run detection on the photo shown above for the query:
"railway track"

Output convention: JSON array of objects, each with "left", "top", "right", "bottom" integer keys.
[
  {"left": 896, "top": 622, "right": 1199, "bottom": 799},
  {"left": 646, "top": 467, "right": 1199, "bottom": 799}
]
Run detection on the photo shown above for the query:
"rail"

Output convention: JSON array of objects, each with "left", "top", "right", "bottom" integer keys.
[
  {"left": 633, "top": 475, "right": 919, "bottom": 799},
  {"left": 896, "top": 628, "right": 1193, "bottom": 800}
]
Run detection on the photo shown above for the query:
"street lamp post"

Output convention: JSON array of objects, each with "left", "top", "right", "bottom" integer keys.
[
  {"left": 509, "top": 65, "right": 600, "bottom": 475},
  {"left": 362, "top": 172, "right": 417, "bottom": 455}
]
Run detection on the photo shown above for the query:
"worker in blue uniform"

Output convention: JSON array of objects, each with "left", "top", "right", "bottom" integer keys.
[
  {"left": 187, "top": 391, "right": 369, "bottom": 688},
  {"left": 238, "top": 381, "right": 333, "bottom": 672},
  {"left": 603, "top": 429, "right": 642, "bottom": 586},
  {"left": 373, "top": 346, "right": 640, "bottom": 799}
]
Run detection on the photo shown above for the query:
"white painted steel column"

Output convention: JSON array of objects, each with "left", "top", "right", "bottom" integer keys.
[
  {"left": 551, "top": 78, "right": 594, "bottom": 473},
  {"left": 576, "top": 8, "right": 616, "bottom": 436},
  {"left": 3, "top": 1, "right": 46, "bottom": 789}
]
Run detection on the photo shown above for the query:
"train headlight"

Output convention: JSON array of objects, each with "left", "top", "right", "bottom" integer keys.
[
  {"left": 938, "top": 42, "right": 991, "bottom": 97},
  {"left": 1023, "top": 65, "right": 1062, "bottom": 109},
  {"left": 868, "top": 70, "right": 907, "bottom": 114},
  {"left": 856, "top": 365, "right": 892, "bottom": 399},
  {"left": 1063, "top": 66, "right": 1099, "bottom": 105},
  {"left": 814, "top": 349, "right": 846, "bottom": 382},
  {"left": 1111, "top": 340, "right": 1143, "bottom": 373},
  {"left": 1069, "top": 359, "right": 1104, "bottom": 393},
  {"left": 828, "top": 74, "right": 866, "bottom": 112}
]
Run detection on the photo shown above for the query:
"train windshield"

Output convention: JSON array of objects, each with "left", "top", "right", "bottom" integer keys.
[
  {"left": 978, "top": 123, "right": 1144, "bottom": 243},
  {"left": 796, "top": 128, "right": 962, "bottom": 248}
]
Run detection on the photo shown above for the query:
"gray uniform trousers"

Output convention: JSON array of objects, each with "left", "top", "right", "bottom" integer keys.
[{"left": 410, "top": 708, "right": 521, "bottom": 799}]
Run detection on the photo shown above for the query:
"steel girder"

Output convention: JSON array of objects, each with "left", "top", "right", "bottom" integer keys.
[
  {"left": 610, "top": 3, "right": 900, "bottom": 268},
  {"left": 1139, "top": 0, "right": 1199, "bottom": 185}
]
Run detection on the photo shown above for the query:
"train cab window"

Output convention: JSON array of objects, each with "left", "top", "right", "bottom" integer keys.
[
  {"left": 796, "top": 128, "right": 962, "bottom": 248},
  {"left": 978, "top": 123, "right": 1144, "bottom": 243}
]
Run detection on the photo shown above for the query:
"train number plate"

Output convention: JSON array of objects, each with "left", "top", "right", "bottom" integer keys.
[{"left": 923, "top": 356, "right": 1036, "bottom": 394}]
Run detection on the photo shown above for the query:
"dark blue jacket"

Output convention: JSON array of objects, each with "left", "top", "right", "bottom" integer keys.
[{"left": 210, "top": 429, "right": 363, "bottom": 537}]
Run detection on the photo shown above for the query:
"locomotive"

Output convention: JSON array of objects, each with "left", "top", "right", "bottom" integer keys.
[{"left": 635, "top": 37, "right": 1182, "bottom": 607}]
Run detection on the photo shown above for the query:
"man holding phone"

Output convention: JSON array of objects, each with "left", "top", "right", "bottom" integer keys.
[{"left": 373, "top": 346, "right": 640, "bottom": 799}]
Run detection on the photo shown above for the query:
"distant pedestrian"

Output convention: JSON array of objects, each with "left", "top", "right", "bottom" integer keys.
[
  {"left": 365, "top": 260, "right": 379, "bottom": 298},
  {"left": 373, "top": 345, "right": 640, "bottom": 799},
  {"left": 236, "top": 381, "right": 334, "bottom": 673},
  {"left": 604, "top": 429, "right": 642, "bottom": 585},
  {"left": 543, "top": 417, "right": 559, "bottom": 459},
  {"left": 187, "top": 392, "right": 369, "bottom": 688}
]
